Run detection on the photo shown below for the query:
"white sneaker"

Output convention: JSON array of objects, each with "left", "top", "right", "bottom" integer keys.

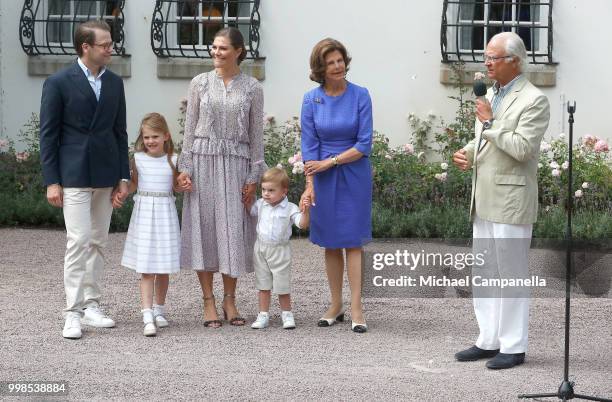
[
  {"left": 142, "top": 309, "right": 157, "bottom": 337},
  {"left": 281, "top": 311, "right": 296, "bottom": 329},
  {"left": 154, "top": 315, "right": 169, "bottom": 328},
  {"left": 251, "top": 312, "right": 270, "bottom": 329},
  {"left": 63, "top": 312, "right": 82, "bottom": 339},
  {"left": 143, "top": 322, "right": 157, "bottom": 337},
  {"left": 82, "top": 306, "right": 116, "bottom": 328},
  {"left": 153, "top": 305, "right": 169, "bottom": 328}
]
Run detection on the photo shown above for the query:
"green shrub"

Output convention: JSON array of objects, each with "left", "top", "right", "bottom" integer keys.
[{"left": 2, "top": 75, "right": 611, "bottom": 241}]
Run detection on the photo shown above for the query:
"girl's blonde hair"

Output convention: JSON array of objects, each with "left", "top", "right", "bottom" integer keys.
[{"left": 134, "top": 112, "right": 177, "bottom": 174}]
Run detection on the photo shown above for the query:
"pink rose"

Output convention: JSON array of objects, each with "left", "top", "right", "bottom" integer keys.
[
  {"left": 16, "top": 151, "right": 30, "bottom": 162},
  {"left": 594, "top": 139, "right": 609, "bottom": 152},
  {"left": 435, "top": 172, "right": 448, "bottom": 182},
  {"left": 403, "top": 144, "right": 415, "bottom": 155}
]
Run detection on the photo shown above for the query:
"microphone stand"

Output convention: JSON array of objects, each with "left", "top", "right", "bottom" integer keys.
[{"left": 519, "top": 103, "right": 611, "bottom": 401}]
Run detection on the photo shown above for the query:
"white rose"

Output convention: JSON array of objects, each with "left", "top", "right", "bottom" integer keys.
[{"left": 292, "top": 161, "right": 304, "bottom": 174}]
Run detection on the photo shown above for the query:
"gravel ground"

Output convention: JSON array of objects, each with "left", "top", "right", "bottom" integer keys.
[{"left": 0, "top": 228, "right": 610, "bottom": 401}]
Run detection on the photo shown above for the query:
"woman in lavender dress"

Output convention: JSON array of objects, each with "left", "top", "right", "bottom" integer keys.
[
  {"left": 177, "top": 28, "right": 266, "bottom": 327},
  {"left": 300, "top": 38, "right": 373, "bottom": 333}
]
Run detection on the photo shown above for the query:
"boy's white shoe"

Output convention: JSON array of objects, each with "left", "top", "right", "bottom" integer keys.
[
  {"left": 63, "top": 312, "right": 82, "bottom": 339},
  {"left": 281, "top": 311, "right": 296, "bottom": 329},
  {"left": 82, "top": 306, "right": 116, "bottom": 328},
  {"left": 142, "top": 309, "right": 157, "bottom": 337},
  {"left": 251, "top": 312, "right": 270, "bottom": 329},
  {"left": 153, "top": 305, "right": 168, "bottom": 328}
]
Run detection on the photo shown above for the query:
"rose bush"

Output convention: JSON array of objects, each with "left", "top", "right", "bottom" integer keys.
[{"left": 1, "top": 75, "right": 610, "bottom": 239}]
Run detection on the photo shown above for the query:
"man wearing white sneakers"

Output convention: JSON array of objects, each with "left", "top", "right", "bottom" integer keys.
[{"left": 40, "top": 20, "right": 129, "bottom": 339}]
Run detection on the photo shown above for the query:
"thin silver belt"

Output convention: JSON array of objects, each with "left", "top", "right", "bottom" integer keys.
[{"left": 137, "top": 191, "right": 173, "bottom": 197}]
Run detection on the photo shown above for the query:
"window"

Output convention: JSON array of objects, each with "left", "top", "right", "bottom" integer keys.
[
  {"left": 151, "top": 0, "right": 262, "bottom": 59},
  {"left": 441, "top": 0, "right": 553, "bottom": 64},
  {"left": 19, "top": 0, "right": 126, "bottom": 56}
]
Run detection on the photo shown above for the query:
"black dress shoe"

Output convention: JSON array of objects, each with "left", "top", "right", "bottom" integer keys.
[
  {"left": 455, "top": 345, "right": 500, "bottom": 362},
  {"left": 486, "top": 352, "right": 525, "bottom": 369}
]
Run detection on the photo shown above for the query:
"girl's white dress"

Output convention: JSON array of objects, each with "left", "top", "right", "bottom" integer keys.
[{"left": 121, "top": 152, "right": 180, "bottom": 274}]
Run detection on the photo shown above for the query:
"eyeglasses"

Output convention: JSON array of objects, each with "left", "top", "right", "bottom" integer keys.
[
  {"left": 484, "top": 55, "right": 513, "bottom": 63},
  {"left": 91, "top": 42, "right": 113, "bottom": 50}
]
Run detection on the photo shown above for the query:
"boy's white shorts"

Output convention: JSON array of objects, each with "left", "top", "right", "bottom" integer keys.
[{"left": 253, "top": 239, "right": 291, "bottom": 295}]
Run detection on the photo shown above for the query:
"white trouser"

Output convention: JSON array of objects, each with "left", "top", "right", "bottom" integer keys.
[
  {"left": 472, "top": 215, "right": 532, "bottom": 354},
  {"left": 62, "top": 187, "right": 113, "bottom": 315}
]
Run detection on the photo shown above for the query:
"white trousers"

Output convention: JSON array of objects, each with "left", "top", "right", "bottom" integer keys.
[
  {"left": 472, "top": 215, "right": 532, "bottom": 354},
  {"left": 62, "top": 187, "right": 113, "bottom": 315}
]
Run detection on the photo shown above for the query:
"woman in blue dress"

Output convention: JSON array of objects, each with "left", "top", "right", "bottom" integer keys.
[{"left": 300, "top": 38, "right": 373, "bottom": 333}]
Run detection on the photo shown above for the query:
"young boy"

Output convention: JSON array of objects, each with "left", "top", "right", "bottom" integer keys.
[{"left": 249, "top": 167, "right": 310, "bottom": 329}]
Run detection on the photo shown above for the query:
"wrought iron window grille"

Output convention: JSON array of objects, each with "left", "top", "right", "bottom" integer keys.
[
  {"left": 19, "top": 0, "right": 126, "bottom": 56},
  {"left": 151, "top": 0, "right": 261, "bottom": 59},
  {"left": 441, "top": 0, "right": 554, "bottom": 65}
]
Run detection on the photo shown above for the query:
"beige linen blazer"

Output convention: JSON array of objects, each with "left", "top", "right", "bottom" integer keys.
[{"left": 463, "top": 75, "right": 550, "bottom": 225}]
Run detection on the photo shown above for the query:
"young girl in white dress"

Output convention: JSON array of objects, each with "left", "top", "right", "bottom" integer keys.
[{"left": 121, "top": 113, "right": 191, "bottom": 336}]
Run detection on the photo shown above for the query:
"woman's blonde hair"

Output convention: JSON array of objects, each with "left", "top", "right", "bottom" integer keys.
[{"left": 134, "top": 112, "right": 177, "bottom": 174}]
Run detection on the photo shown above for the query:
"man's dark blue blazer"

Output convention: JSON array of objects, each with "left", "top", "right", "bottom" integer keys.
[{"left": 40, "top": 61, "right": 130, "bottom": 188}]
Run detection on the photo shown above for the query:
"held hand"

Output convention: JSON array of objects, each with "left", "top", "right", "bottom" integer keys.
[
  {"left": 304, "top": 159, "right": 334, "bottom": 176},
  {"left": 111, "top": 181, "right": 129, "bottom": 209},
  {"left": 175, "top": 179, "right": 192, "bottom": 193},
  {"left": 452, "top": 149, "right": 471, "bottom": 171},
  {"left": 180, "top": 182, "right": 193, "bottom": 193},
  {"left": 177, "top": 172, "right": 192, "bottom": 192},
  {"left": 475, "top": 98, "right": 493, "bottom": 123},
  {"left": 111, "top": 192, "right": 123, "bottom": 209},
  {"left": 46, "top": 184, "right": 63, "bottom": 208},
  {"left": 299, "top": 186, "right": 316, "bottom": 212},
  {"left": 241, "top": 183, "right": 256, "bottom": 206}
]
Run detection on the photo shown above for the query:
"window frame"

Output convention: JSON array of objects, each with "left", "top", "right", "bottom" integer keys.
[
  {"left": 151, "top": 0, "right": 262, "bottom": 59},
  {"left": 19, "top": 0, "right": 126, "bottom": 56},
  {"left": 441, "top": 0, "right": 554, "bottom": 65}
]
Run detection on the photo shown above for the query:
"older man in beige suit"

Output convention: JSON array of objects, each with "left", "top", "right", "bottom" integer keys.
[{"left": 452, "top": 32, "right": 550, "bottom": 369}]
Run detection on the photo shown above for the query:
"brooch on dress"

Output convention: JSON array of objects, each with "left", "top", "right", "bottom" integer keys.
[{"left": 313, "top": 97, "right": 324, "bottom": 104}]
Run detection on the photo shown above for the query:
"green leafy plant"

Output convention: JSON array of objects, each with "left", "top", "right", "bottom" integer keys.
[{"left": 2, "top": 85, "right": 611, "bottom": 241}]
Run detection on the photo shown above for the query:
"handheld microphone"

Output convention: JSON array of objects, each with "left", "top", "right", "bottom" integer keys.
[{"left": 473, "top": 79, "right": 487, "bottom": 100}]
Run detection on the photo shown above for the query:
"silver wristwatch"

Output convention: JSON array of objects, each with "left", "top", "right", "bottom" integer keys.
[{"left": 482, "top": 119, "right": 493, "bottom": 130}]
